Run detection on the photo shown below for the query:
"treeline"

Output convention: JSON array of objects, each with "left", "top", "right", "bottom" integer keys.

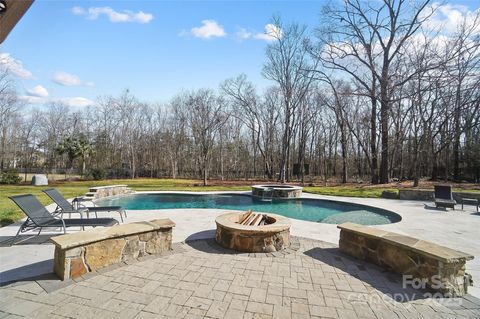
[{"left": 1, "top": 0, "right": 479, "bottom": 185}]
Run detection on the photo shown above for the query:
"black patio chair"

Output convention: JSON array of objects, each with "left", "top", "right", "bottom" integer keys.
[
  {"left": 9, "top": 194, "right": 119, "bottom": 245},
  {"left": 434, "top": 185, "right": 456, "bottom": 210},
  {"left": 43, "top": 188, "right": 127, "bottom": 222}
]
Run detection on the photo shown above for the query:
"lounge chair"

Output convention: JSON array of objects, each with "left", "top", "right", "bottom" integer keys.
[
  {"left": 43, "top": 188, "right": 127, "bottom": 222},
  {"left": 9, "top": 194, "right": 118, "bottom": 245},
  {"left": 434, "top": 185, "right": 456, "bottom": 210}
]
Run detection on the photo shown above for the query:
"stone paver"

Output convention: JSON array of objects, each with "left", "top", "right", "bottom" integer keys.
[{"left": 1, "top": 237, "right": 480, "bottom": 318}]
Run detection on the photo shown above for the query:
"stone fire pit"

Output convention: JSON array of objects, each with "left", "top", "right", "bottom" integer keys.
[{"left": 215, "top": 212, "right": 291, "bottom": 253}]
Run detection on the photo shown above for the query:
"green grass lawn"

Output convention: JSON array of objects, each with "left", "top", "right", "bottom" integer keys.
[
  {"left": 1, "top": 178, "right": 478, "bottom": 227},
  {"left": 303, "top": 186, "right": 399, "bottom": 198}
]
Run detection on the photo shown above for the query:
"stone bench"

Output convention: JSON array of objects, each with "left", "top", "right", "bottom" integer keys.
[
  {"left": 51, "top": 219, "right": 175, "bottom": 280},
  {"left": 338, "top": 222, "right": 474, "bottom": 297}
]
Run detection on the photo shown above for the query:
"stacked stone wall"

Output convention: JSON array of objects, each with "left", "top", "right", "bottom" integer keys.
[
  {"left": 52, "top": 219, "right": 174, "bottom": 280},
  {"left": 338, "top": 222, "right": 473, "bottom": 297}
]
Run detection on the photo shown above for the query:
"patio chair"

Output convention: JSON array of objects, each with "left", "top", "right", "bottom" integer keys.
[
  {"left": 43, "top": 188, "right": 127, "bottom": 222},
  {"left": 8, "top": 194, "right": 118, "bottom": 245},
  {"left": 434, "top": 185, "right": 456, "bottom": 210}
]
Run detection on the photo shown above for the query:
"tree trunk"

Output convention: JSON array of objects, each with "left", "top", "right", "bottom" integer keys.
[
  {"left": 380, "top": 100, "right": 389, "bottom": 184},
  {"left": 453, "top": 83, "right": 461, "bottom": 181},
  {"left": 171, "top": 157, "right": 177, "bottom": 179},
  {"left": 413, "top": 141, "right": 420, "bottom": 187},
  {"left": 0, "top": 127, "right": 6, "bottom": 170},
  {"left": 340, "top": 124, "right": 348, "bottom": 184},
  {"left": 379, "top": 66, "right": 389, "bottom": 184},
  {"left": 252, "top": 130, "right": 256, "bottom": 179},
  {"left": 82, "top": 158, "right": 86, "bottom": 178},
  {"left": 130, "top": 144, "right": 136, "bottom": 179},
  {"left": 370, "top": 96, "right": 379, "bottom": 184},
  {"left": 203, "top": 154, "right": 208, "bottom": 186},
  {"left": 279, "top": 108, "right": 292, "bottom": 183}
]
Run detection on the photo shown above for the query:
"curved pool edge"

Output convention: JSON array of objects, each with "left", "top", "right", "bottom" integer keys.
[{"left": 94, "top": 190, "right": 403, "bottom": 226}]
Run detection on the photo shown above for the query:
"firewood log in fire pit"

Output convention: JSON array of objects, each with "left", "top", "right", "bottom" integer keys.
[{"left": 239, "top": 210, "right": 270, "bottom": 226}]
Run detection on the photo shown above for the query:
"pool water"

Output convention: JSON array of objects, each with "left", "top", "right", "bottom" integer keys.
[{"left": 97, "top": 193, "right": 401, "bottom": 225}]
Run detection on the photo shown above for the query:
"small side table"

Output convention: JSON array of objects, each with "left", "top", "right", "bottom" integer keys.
[
  {"left": 461, "top": 198, "right": 479, "bottom": 212},
  {"left": 72, "top": 197, "right": 95, "bottom": 210}
]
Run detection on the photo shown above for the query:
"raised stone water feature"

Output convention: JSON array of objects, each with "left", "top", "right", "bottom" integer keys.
[{"left": 251, "top": 184, "right": 303, "bottom": 199}]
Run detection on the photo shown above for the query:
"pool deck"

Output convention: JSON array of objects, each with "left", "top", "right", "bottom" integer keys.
[{"left": 1, "top": 191, "right": 480, "bottom": 318}]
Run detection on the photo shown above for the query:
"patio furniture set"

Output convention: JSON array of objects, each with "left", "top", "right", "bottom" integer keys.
[
  {"left": 8, "top": 188, "right": 125, "bottom": 245},
  {"left": 434, "top": 185, "right": 479, "bottom": 212}
]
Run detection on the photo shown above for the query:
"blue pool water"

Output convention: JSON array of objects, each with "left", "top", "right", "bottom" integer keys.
[{"left": 97, "top": 193, "right": 401, "bottom": 225}]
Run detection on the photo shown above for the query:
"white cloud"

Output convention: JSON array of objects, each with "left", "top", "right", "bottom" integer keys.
[
  {"left": 59, "top": 97, "right": 95, "bottom": 108},
  {"left": 26, "top": 85, "right": 49, "bottom": 98},
  {"left": 52, "top": 72, "right": 93, "bottom": 87},
  {"left": 253, "top": 24, "right": 283, "bottom": 42},
  {"left": 236, "top": 28, "right": 252, "bottom": 41},
  {"left": 19, "top": 95, "right": 95, "bottom": 108},
  {"left": 71, "top": 6, "right": 86, "bottom": 15},
  {"left": 19, "top": 95, "right": 46, "bottom": 105},
  {"left": 0, "top": 53, "right": 33, "bottom": 78},
  {"left": 423, "top": 3, "right": 480, "bottom": 33},
  {"left": 72, "top": 6, "right": 154, "bottom": 24},
  {"left": 182, "top": 20, "right": 226, "bottom": 39}
]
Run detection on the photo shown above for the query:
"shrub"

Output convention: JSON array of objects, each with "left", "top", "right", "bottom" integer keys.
[
  {"left": 0, "top": 169, "right": 22, "bottom": 184},
  {"left": 90, "top": 168, "right": 106, "bottom": 180}
]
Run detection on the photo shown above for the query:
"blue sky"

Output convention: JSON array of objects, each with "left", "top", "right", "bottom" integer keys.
[{"left": 1, "top": 0, "right": 479, "bottom": 107}]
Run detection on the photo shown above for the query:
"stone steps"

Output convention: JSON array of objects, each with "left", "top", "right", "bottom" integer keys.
[{"left": 84, "top": 185, "right": 134, "bottom": 199}]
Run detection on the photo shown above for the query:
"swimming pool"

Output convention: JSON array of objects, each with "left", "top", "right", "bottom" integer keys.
[{"left": 96, "top": 193, "right": 401, "bottom": 225}]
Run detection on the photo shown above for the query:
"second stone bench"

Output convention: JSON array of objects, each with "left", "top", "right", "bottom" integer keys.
[
  {"left": 51, "top": 219, "right": 175, "bottom": 280},
  {"left": 338, "top": 222, "right": 474, "bottom": 297}
]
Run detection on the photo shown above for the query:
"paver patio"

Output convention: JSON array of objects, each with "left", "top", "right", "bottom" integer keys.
[{"left": 1, "top": 236, "right": 480, "bottom": 318}]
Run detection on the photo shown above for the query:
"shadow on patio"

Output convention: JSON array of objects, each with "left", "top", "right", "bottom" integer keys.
[
  {"left": 184, "top": 230, "right": 238, "bottom": 255},
  {"left": 0, "top": 260, "right": 54, "bottom": 286},
  {"left": 0, "top": 234, "right": 57, "bottom": 246},
  {"left": 303, "top": 247, "right": 435, "bottom": 303}
]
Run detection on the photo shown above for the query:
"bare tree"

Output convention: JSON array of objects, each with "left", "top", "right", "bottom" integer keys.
[
  {"left": 221, "top": 74, "right": 260, "bottom": 178},
  {"left": 263, "top": 17, "right": 318, "bottom": 182},
  {"left": 183, "top": 89, "right": 229, "bottom": 186},
  {"left": 315, "top": 0, "right": 435, "bottom": 183},
  {"left": 165, "top": 97, "right": 188, "bottom": 179},
  {"left": 0, "top": 67, "right": 21, "bottom": 170},
  {"left": 445, "top": 13, "right": 480, "bottom": 180},
  {"left": 2, "top": 3, "right": 479, "bottom": 186}
]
